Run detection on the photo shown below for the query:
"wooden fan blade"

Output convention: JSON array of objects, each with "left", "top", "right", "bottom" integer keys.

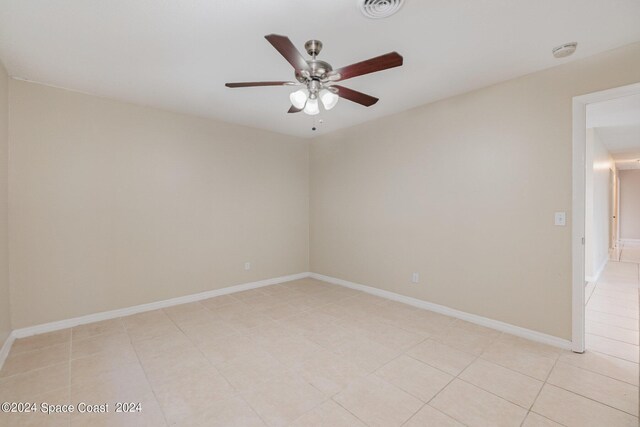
[
  {"left": 225, "top": 81, "right": 295, "bottom": 88},
  {"left": 265, "top": 34, "right": 310, "bottom": 71},
  {"left": 288, "top": 105, "right": 303, "bottom": 113},
  {"left": 332, "top": 85, "right": 379, "bottom": 107},
  {"left": 331, "top": 52, "right": 403, "bottom": 82}
]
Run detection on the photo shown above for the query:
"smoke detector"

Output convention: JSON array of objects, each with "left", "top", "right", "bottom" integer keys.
[
  {"left": 552, "top": 42, "right": 578, "bottom": 58},
  {"left": 358, "top": 0, "right": 405, "bottom": 19}
]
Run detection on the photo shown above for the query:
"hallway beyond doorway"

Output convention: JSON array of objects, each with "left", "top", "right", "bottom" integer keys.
[{"left": 585, "top": 258, "right": 639, "bottom": 364}]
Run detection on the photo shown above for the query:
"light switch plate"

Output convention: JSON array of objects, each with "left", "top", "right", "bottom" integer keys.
[{"left": 554, "top": 212, "right": 566, "bottom": 226}]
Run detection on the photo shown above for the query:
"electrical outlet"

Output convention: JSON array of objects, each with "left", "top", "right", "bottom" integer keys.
[
  {"left": 244, "top": 262, "right": 251, "bottom": 271},
  {"left": 554, "top": 212, "right": 566, "bottom": 226},
  {"left": 411, "top": 272, "right": 419, "bottom": 284}
]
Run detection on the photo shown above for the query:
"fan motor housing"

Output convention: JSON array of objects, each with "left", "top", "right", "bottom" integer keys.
[{"left": 295, "top": 59, "right": 333, "bottom": 83}]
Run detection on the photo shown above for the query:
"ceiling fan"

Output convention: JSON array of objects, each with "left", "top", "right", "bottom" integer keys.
[{"left": 225, "top": 34, "right": 403, "bottom": 115}]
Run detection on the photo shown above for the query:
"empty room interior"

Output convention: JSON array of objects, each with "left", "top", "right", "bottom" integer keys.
[{"left": 0, "top": 1, "right": 639, "bottom": 426}]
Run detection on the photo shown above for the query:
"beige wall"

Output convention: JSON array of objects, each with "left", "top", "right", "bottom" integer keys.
[
  {"left": 9, "top": 80, "right": 309, "bottom": 328},
  {"left": 0, "top": 62, "right": 9, "bottom": 344},
  {"left": 310, "top": 43, "right": 640, "bottom": 340},
  {"left": 585, "top": 129, "right": 615, "bottom": 280},
  {"left": 620, "top": 169, "right": 640, "bottom": 240}
]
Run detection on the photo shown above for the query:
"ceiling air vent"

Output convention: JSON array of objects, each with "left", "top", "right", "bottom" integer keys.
[{"left": 358, "top": 0, "right": 405, "bottom": 19}]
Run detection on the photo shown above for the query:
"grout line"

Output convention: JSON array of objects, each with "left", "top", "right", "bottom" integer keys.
[
  {"left": 123, "top": 319, "right": 171, "bottom": 426},
  {"left": 521, "top": 351, "right": 561, "bottom": 426},
  {"left": 584, "top": 328, "right": 639, "bottom": 346}
]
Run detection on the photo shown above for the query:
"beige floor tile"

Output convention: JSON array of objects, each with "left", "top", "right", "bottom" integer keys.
[
  {"left": 586, "top": 320, "right": 639, "bottom": 345},
  {"left": 175, "top": 395, "right": 265, "bottom": 427},
  {"left": 122, "top": 310, "right": 181, "bottom": 342},
  {"left": 242, "top": 294, "right": 285, "bottom": 311},
  {"left": 5, "top": 279, "right": 637, "bottom": 427},
  {"left": 152, "top": 369, "right": 237, "bottom": 425},
  {"left": 600, "top": 261, "right": 639, "bottom": 277},
  {"left": 332, "top": 336, "right": 402, "bottom": 373},
  {"left": 72, "top": 319, "right": 125, "bottom": 341},
  {"left": 259, "top": 334, "right": 329, "bottom": 368},
  {"left": 10, "top": 329, "right": 71, "bottom": 355},
  {"left": 197, "top": 333, "right": 264, "bottom": 365},
  {"left": 70, "top": 365, "right": 159, "bottom": 427},
  {"left": 290, "top": 400, "right": 365, "bottom": 426},
  {"left": 332, "top": 375, "right": 423, "bottom": 427},
  {"left": 587, "top": 301, "right": 639, "bottom": 320},
  {"left": 1, "top": 342, "right": 70, "bottom": 377},
  {"left": 547, "top": 361, "right": 638, "bottom": 416},
  {"left": 480, "top": 340, "right": 558, "bottom": 381},
  {"left": 430, "top": 379, "right": 527, "bottom": 427},
  {"left": 294, "top": 352, "right": 368, "bottom": 396},
  {"left": 242, "top": 373, "right": 327, "bottom": 427},
  {"left": 71, "top": 332, "right": 133, "bottom": 359},
  {"left": 217, "top": 349, "right": 289, "bottom": 392},
  {"left": 259, "top": 300, "right": 308, "bottom": 320},
  {"left": 207, "top": 301, "right": 254, "bottom": 320},
  {"left": 586, "top": 310, "right": 638, "bottom": 331},
  {"left": 559, "top": 350, "right": 639, "bottom": 386},
  {"left": 163, "top": 301, "right": 218, "bottom": 327},
  {"left": 200, "top": 294, "right": 242, "bottom": 309},
  {"left": 404, "top": 405, "right": 464, "bottom": 427},
  {"left": 260, "top": 284, "right": 300, "bottom": 298},
  {"left": 589, "top": 294, "right": 640, "bottom": 310},
  {"left": 302, "top": 323, "right": 361, "bottom": 351},
  {"left": 177, "top": 317, "right": 239, "bottom": 346},
  {"left": 70, "top": 348, "right": 141, "bottom": 386},
  {"left": 593, "top": 288, "right": 640, "bottom": 304},
  {"left": 586, "top": 333, "right": 639, "bottom": 363},
  {"left": 459, "top": 359, "right": 543, "bottom": 408},
  {"left": 375, "top": 355, "right": 453, "bottom": 402},
  {"left": 532, "top": 384, "right": 638, "bottom": 427},
  {"left": 139, "top": 346, "right": 212, "bottom": 387},
  {"left": 71, "top": 361, "right": 151, "bottom": 402},
  {"left": 247, "top": 322, "right": 298, "bottom": 346},
  {"left": 284, "top": 312, "right": 340, "bottom": 335},
  {"left": 496, "top": 334, "right": 562, "bottom": 360},
  {"left": 224, "top": 312, "right": 276, "bottom": 332},
  {"left": 0, "top": 362, "right": 69, "bottom": 402},
  {"left": 521, "top": 412, "right": 564, "bottom": 426},
  {"left": 407, "top": 339, "right": 476, "bottom": 376},
  {"left": 433, "top": 321, "right": 501, "bottom": 355},
  {"left": 354, "top": 319, "right": 424, "bottom": 351}
]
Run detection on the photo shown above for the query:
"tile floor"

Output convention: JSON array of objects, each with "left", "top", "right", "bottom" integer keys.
[{"left": 0, "top": 277, "right": 638, "bottom": 427}]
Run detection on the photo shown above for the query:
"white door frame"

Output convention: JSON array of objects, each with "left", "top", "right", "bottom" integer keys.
[{"left": 572, "top": 82, "right": 640, "bottom": 353}]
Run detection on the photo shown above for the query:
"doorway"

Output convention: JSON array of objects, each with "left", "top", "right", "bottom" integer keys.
[{"left": 572, "top": 82, "right": 640, "bottom": 354}]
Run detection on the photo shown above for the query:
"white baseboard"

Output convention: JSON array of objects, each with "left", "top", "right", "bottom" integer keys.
[
  {"left": 586, "top": 257, "right": 608, "bottom": 283},
  {"left": 6, "top": 269, "right": 572, "bottom": 368},
  {"left": 310, "top": 272, "right": 572, "bottom": 350},
  {"left": 12, "top": 272, "right": 310, "bottom": 339},
  {"left": 0, "top": 332, "right": 16, "bottom": 373}
]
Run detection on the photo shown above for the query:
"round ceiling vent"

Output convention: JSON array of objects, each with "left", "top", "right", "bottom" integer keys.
[{"left": 358, "top": 0, "right": 405, "bottom": 19}]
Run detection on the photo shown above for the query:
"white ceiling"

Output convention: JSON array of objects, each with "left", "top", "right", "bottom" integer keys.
[
  {"left": 588, "top": 94, "right": 640, "bottom": 170},
  {"left": 1, "top": 1, "right": 640, "bottom": 138}
]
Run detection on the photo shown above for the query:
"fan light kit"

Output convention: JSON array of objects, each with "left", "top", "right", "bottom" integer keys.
[{"left": 226, "top": 34, "right": 403, "bottom": 116}]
